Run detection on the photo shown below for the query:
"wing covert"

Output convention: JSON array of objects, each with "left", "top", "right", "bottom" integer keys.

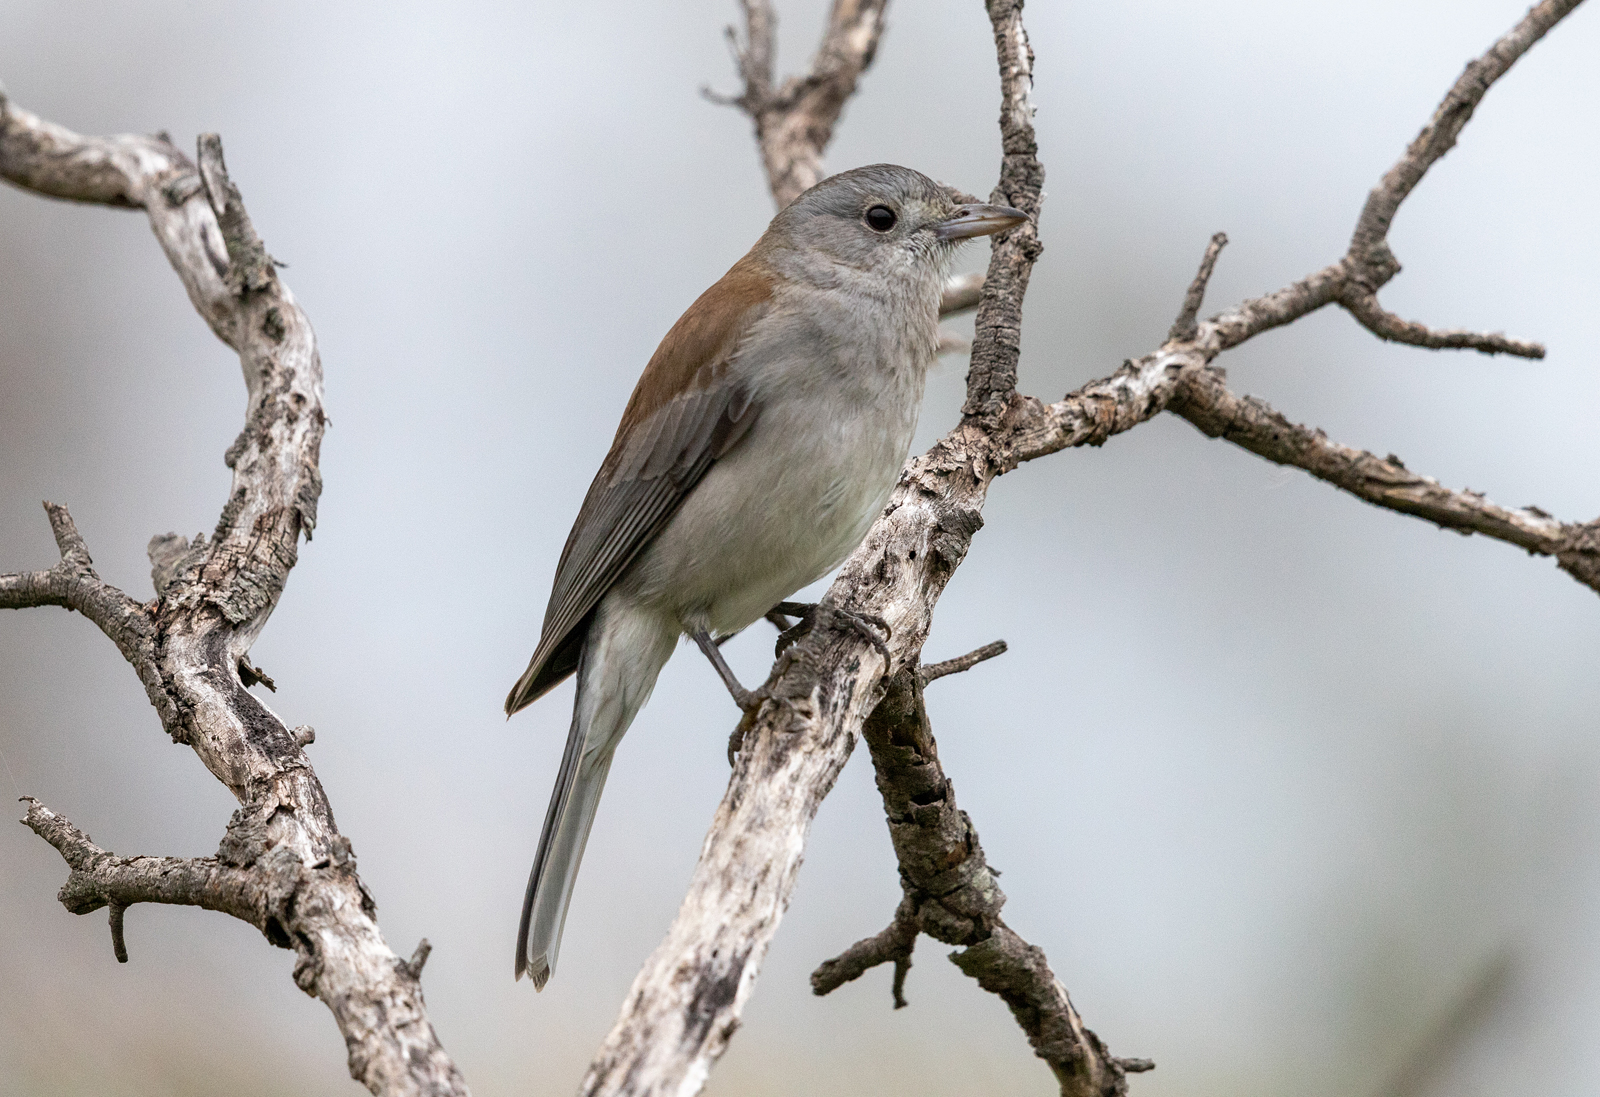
[{"left": 505, "top": 257, "right": 772, "bottom": 715}]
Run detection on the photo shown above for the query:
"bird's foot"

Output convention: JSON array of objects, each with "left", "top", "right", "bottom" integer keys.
[
  {"left": 768, "top": 600, "right": 891, "bottom": 664},
  {"left": 691, "top": 630, "right": 775, "bottom": 764}
]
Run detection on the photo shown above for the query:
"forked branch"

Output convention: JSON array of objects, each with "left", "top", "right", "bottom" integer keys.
[
  {"left": 706, "top": 0, "right": 891, "bottom": 208},
  {"left": 813, "top": 668, "right": 1149, "bottom": 1095},
  {"left": 587, "top": 1, "right": 1590, "bottom": 1094},
  {"left": 1, "top": 90, "right": 468, "bottom": 1096}
]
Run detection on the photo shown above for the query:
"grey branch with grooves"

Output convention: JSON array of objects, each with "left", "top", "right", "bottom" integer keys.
[
  {"left": 0, "top": 88, "right": 468, "bottom": 1097},
  {"left": 811, "top": 668, "right": 1154, "bottom": 1093},
  {"left": 583, "top": 0, "right": 1591, "bottom": 1095}
]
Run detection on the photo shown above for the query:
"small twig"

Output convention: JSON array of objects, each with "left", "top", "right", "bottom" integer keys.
[
  {"left": 1340, "top": 290, "right": 1544, "bottom": 358},
  {"left": 0, "top": 503, "right": 156, "bottom": 679},
  {"left": 810, "top": 893, "right": 919, "bottom": 1006},
  {"left": 196, "top": 133, "right": 273, "bottom": 296},
  {"left": 921, "top": 640, "right": 1007, "bottom": 684},
  {"left": 108, "top": 902, "right": 129, "bottom": 963},
  {"left": 1167, "top": 232, "right": 1228, "bottom": 344},
  {"left": 43, "top": 501, "right": 93, "bottom": 568},
  {"left": 238, "top": 658, "right": 277, "bottom": 691},
  {"left": 405, "top": 939, "right": 433, "bottom": 980}
]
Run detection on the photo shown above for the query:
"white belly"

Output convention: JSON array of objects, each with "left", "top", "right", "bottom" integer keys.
[{"left": 619, "top": 382, "right": 919, "bottom": 635}]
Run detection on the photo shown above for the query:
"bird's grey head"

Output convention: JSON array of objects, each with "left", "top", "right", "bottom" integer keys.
[{"left": 764, "top": 164, "right": 1028, "bottom": 286}]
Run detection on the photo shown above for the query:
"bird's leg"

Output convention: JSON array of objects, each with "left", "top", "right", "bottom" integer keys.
[
  {"left": 691, "top": 630, "right": 772, "bottom": 766},
  {"left": 768, "top": 601, "right": 891, "bottom": 663},
  {"left": 691, "top": 630, "right": 767, "bottom": 711}
]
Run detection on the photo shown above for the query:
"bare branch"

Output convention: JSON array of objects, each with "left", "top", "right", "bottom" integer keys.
[
  {"left": 22, "top": 798, "right": 268, "bottom": 940},
  {"left": 704, "top": 0, "right": 775, "bottom": 109},
  {"left": 1, "top": 97, "right": 467, "bottom": 1096},
  {"left": 1168, "top": 365, "right": 1600, "bottom": 596},
  {"left": 709, "top": 0, "right": 890, "bottom": 208},
  {"left": 810, "top": 893, "right": 919, "bottom": 1005},
  {"left": 1349, "top": 0, "right": 1580, "bottom": 261},
  {"left": 1168, "top": 233, "right": 1228, "bottom": 344},
  {"left": 921, "top": 639, "right": 1007, "bottom": 683},
  {"left": 962, "top": 0, "right": 1044, "bottom": 420},
  {"left": 812, "top": 670, "right": 1138, "bottom": 1096},
  {"left": 0, "top": 503, "right": 158, "bottom": 683},
  {"left": 1341, "top": 290, "right": 1544, "bottom": 357},
  {"left": 1205, "top": 0, "right": 1574, "bottom": 355}
]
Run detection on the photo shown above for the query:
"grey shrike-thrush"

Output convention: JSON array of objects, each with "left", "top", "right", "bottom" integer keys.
[{"left": 505, "top": 164, "right": 1027, "bottom": 988}]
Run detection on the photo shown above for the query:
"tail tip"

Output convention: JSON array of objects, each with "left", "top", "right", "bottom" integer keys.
[
  {"left": 515, "top": 947, "right": 553, "bottom": 990},
  {"left": 528, "top": 956, "right": 552, "bottom": 991}
]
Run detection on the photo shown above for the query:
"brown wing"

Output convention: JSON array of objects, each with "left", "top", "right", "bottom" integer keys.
[{"left": 504, "top": 255, "right": 772, "bottom": 714}]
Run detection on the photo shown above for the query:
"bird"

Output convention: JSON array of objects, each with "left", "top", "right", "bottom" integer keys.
[{"left": 505, "top": 164, "right": 1027, "bottom": 988}]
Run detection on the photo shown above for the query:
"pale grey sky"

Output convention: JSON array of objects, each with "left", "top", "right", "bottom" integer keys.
[{"left": 2, "top": 2, "right": 1598, "bottom": 1095}]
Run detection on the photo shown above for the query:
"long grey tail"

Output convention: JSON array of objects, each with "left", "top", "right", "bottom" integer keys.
[
  {"left": 515, "top": 679, "right": 617, "bottom": 989},
  {"left": 515, "top": 603, "right": 674, "bottom": 989}
]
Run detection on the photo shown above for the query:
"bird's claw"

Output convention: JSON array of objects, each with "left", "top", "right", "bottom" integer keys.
[{"left": 769, "top": 601, "right": 891, "bottom": 664}]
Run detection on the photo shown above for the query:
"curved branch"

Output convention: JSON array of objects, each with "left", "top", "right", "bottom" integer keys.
[
  {"left": 1348, "top": 0, "right": 1579, "bottom": 260},
  {"left": 1340, "top": 289, "right": 1545, "bottom": 357},
  {"left": 1, "top": 96, "right": 466, "bottom": 1096}
]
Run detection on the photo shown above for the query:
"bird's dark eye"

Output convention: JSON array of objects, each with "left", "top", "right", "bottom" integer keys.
[{"left": 865, "top": 205, "right": 897, "bottom": 232}]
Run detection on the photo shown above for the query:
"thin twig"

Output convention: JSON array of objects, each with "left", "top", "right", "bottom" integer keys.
[
  {"left": 921, "top": 640, "right": 1007, "bottom": 683},
  {"left": 1167, "top": 233, "right": 1228, "bottom": 344}
]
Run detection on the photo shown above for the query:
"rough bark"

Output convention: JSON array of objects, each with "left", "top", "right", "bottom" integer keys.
[
  {"left": 0, "top": 89, "right": 468, "bottom": 1097},
  {"left": 4, "top": 0, "right": 1590, "bottom": 1093},
  {"left": 812, "top": 668, "right": 1155, "bottom": 1094}
]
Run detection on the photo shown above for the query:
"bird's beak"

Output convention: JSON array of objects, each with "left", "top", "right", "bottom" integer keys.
[{"left": 935, "top": 203, "right": 1030, "bottom": 241}]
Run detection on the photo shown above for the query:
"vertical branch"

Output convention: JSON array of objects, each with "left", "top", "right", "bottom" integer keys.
[{"left": 963, "top": 0, "right": 1045, "bottom": 420}]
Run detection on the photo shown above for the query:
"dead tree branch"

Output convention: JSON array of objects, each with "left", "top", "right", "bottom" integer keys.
[
  {"left": 582, "top": 3, "right": 1136, "bottom": 1095},
  {"left": 812, "top": 669, "right": 1154, "bottom": 1092},
  {"left": 706, "top": 0, "right": 890, "bottom": 209},
  {"left": 921, "top": 639, "right": 1007, "bottom": 684},
  {"left": 0, "top": 89, "right": 467, "bottom": 1097},
  {"left": 583, "top": 1, "right": 1589, "bottom": 1094}
]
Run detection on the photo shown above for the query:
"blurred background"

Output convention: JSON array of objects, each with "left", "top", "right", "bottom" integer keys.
[{"left": 2, "top": 1, "right": 1598, "bottom": 1094}]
